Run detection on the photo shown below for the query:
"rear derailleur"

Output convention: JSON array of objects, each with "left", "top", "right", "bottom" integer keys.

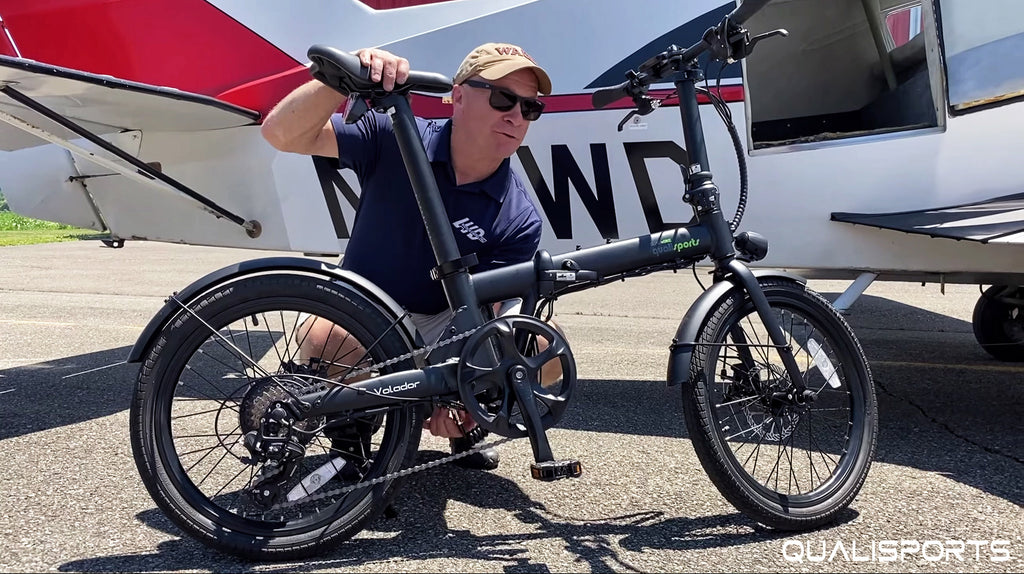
[{"left": 241, "top": 402, "right": 308, "bottom": 508}]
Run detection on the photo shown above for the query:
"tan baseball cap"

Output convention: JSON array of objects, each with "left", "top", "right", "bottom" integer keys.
[{"left": 454, "top": 42, "right": 552, "bottom": 95}]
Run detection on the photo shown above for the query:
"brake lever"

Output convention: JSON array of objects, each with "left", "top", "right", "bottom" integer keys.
[
  {"left": 730, "top": 28, "right": 788, "bottom": 61},
  {"left": 616, "top": 110, "right": 640, "bottom": 132}
]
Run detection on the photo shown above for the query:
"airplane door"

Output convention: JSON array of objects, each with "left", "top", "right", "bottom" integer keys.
[
  {"left": 936, "top": 0, "right": 1024, "bottom": 113},
  {"left": 740, "top": 0, "right": 945, "bottom": 151}
]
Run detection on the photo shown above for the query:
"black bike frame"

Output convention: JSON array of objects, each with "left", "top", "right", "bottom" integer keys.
[{"left": 297, "top": 56, "right": 807, "bottom": 463}]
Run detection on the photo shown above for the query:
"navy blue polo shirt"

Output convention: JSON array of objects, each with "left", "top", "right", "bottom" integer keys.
[{"left": 331, "top": 111, "right": 542, "bottom": 314}]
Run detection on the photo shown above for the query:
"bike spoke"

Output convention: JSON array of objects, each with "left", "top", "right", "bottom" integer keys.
[
  {"left": 715, "top": 394, "right": 760, "bottom": 409},
  {"left": 172, "top": 406, "right": 233, "bottom": 420},
  {"left": 212, "top": 463, "right": 254, "bottom": 500},
  {"left": 706, "top": 298, "right": 866, "bottom": 498},
  {"left": 783, "top": 428, "right": 800, "bottom": 494},
  {"left": 196, "top": 340, "right": 254, "bottom": 385},
  {"left": 242, "top": 318, "right": 258, "bottom": 377},
  {"left": 261, "top": 312, "right": 288, "bottom": 366},
  {"left": 174, "top": 378, "right": 240, "bottom": 415}
]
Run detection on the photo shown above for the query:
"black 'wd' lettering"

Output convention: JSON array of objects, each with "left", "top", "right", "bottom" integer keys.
[
  {"left": 313, "top": 156, "right": 360, "bottom": 239},
  {"left": 517, "top": 144, "right": 618, "bottom": 240},
  {"left": 623, "top": 141, "right": 690, "bottom": 232}
]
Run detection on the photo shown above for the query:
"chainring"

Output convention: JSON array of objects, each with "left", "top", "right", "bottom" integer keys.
[{"left": 457, "top": 315, "right": 577, "bottom": 437}]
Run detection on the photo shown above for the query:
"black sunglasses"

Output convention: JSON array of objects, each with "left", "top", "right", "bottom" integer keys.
[{"left": 461, "top": 79, "right": 546, "bottom": 121}]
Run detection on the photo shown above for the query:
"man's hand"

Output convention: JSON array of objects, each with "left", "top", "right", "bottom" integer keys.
[
  {"left": 423, "top": 406, "right": 478, "bottom": 438},
  {"left": 354, "top": 48, "right": 410, "bottom": 91}
]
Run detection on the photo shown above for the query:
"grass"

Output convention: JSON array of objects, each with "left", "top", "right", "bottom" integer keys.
[{"left": 0, "top": 212, "right": 106, "bottom": 246}]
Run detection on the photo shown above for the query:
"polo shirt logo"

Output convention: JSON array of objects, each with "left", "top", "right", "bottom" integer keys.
[{"left": 453, "top": 217, "right": 487, "bottom": 243}]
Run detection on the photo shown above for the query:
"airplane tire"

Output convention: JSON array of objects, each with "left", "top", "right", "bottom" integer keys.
[{"left": 973, "top": 285, "right": 1024, "bottom": 362}]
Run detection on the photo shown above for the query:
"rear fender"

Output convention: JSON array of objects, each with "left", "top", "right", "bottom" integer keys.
[
  {"left": 127, "top": 257, "right": 422, "bottom": 363},
  {"left": 666, "top": 269, "right": 806, "bottom": 386}
]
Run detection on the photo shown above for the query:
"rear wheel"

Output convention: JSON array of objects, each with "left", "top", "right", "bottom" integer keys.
[
  {"left": 683, "top": 279, "right": 877, "bottom": 530},
  {"left": 130, "top": 274, "right": 421, "bottom": 560}
]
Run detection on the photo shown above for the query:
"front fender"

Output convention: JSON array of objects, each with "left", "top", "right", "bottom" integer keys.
[
  {"left": 127, "top": 257, "right": 421, "bottom": 363},
  {"left": 666, "top": 269, "right": 806, "bottom": 386}
]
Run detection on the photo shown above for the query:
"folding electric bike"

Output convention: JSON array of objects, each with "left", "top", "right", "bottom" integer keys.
[{"left": 129, "top": 0, "right": 878, "bottom": 559}]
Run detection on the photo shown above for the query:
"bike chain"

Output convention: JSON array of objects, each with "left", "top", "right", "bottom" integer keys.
[
  {"left": 336, "top": 323, "right": 480, "bottom": 382},
  {"left": 260, "top": 322, "right": 516, "bottom": 511},
  {"left": 266, "top": 433, "right": 515, "bottom": 511}
]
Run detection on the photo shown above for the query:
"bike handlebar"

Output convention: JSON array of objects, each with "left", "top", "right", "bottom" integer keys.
[
  {"left": 591, "top": 81, "right": 631, "bottom": 109},
  {"left": 590, "top": 0, "right": 774, "bottom": 109}
]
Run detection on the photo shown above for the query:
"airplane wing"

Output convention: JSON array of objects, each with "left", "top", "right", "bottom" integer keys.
[
  {"left": 0, "top": 54, "right": 280, "bottom": 246},
  {"left": 0, "top": 54, "right": 260, "bottom": 151},
  {"left": 832, "top": 192, "right": 1024, "bottom": 244}
]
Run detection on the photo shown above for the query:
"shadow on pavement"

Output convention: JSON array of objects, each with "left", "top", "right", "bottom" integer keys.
[
  {"left": 0, "top": 345, "right": 135, "bottom": 441},
  {"left": 59, "top": 457, "right": 815, "bottom": 572}
]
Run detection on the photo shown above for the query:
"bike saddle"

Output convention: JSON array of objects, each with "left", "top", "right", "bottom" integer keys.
[{"left": 307, "top": 45, "right": 453, "bottom": 96}]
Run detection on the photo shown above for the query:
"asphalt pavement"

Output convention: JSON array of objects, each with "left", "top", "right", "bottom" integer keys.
[{"left": 0, "top": 240, "right": 1021, "bottom": 573}]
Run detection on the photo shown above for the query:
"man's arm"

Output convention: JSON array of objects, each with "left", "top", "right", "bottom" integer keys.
[
  {"left": 260, "top": 80, "right": 347, "bottom": 157},
  {"left": 260, "top": 48, "right": 411, "bottom": 157}
]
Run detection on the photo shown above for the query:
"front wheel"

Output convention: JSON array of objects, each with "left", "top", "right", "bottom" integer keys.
[
  {"left": 130, "top": 274, "right": 422, "bottom": 560},
  {"left": 683, "top": 279, "right": 877, "bottom": 530}
]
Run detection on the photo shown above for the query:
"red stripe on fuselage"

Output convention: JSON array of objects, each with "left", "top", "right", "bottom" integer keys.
[
  {"left": 359, "top": 0, "right": 457, "bottom": 8},
  {"left": 0, "top": 0, "right": 300, "bottom": 109},
  {"left": 0, "top": 0, "right": 743, "bottom": 119},
  {"left": 411, "top": 85, "right": 745, "bottom": 119}
]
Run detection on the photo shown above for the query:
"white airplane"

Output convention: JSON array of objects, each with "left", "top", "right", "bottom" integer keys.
[{"left": 0, "top": 0, "right": 1022, "bottom": 359}]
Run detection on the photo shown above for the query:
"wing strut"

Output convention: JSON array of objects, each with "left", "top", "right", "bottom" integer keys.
[{"left": 0, "top": 84, "right": 262, "bottom": 238}]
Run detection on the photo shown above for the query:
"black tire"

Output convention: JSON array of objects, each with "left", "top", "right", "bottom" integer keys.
[
  {"left": 683, "top": 279, "right": 877, "bottom": 530},
  {"left": 972, "top": 285, "right": 1024, "bottom": 362},
  {"left": 130, "top": 274, "right": 422, "bottom": 560}
]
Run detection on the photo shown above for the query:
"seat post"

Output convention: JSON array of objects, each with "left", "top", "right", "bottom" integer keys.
[{"left": 382, "top": 94, "right": 485, "bottom": 325}]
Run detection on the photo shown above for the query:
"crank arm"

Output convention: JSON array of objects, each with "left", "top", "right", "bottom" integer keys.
[
  {"left": 508, "top": 368, "right": 584, "bottom": 481},
  {"left": 507, "top": 365, "right": 554, "bottom": 462}
]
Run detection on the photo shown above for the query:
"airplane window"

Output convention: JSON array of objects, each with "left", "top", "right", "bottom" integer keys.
[
  {"left": 938, "top": 0, "right": 1024, "bottom": 111},
  {"left": 885, "top": 4, "right": 923, "bottom": 49},
  {"left": 743, "top": 0, "right": 939, "bottom": 150}
]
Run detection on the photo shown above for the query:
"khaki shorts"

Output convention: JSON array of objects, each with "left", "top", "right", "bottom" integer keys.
[{"left": 411, "top": 299, "right": 522, "bottom": 344}]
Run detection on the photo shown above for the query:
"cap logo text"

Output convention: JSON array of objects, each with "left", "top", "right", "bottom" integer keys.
[{"left": 495, "top": 45, "right": 536, "bottom": 63}]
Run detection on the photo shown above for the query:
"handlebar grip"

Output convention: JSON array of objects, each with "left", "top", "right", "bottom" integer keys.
[
  {"left": 727, "top": 0, "right": 772, "bottom": 26},
  {"left": 591, "top": 81, "right": 630, "bottom": 109}
]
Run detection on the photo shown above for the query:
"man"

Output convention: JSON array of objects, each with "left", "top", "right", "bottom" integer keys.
[{"left": 261, "top": 43, "right": 553, "bottom": 470}]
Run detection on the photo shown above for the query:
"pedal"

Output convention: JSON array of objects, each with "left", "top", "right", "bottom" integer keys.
[{"left": 530, "top": 460, "right": 583, "bottom": 481}]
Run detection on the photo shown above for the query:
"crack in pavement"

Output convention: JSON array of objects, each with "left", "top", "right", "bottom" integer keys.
[{"left": 875, "top": 377, "right": 1024, "bottom": 466}]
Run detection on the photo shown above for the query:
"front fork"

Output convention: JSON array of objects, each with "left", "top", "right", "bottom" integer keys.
[{"left": 720, "top": 259, "right": 808, "bottom": 395}]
